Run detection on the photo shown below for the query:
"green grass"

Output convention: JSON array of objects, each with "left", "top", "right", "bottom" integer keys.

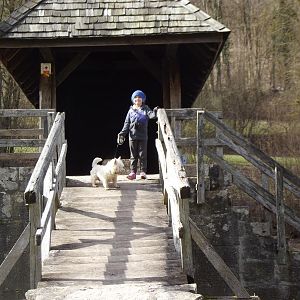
[
  {"left": 13, "top": 147, "right": 39, "bottom": 153},
  {"left": 224, "top": 154, "right": 249, "bottom": 166},
  {"left": 224, "top": 154, "right": 300, "bottom": 168}
]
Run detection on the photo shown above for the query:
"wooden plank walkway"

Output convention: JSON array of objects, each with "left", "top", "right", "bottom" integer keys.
[{"left": 28, "top": 175, "right": 201, "bottom": 299}]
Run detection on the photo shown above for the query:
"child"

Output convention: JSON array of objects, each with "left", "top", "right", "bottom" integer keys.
[{"left": 117, "top": 90, "right": 158, "bottom": 180}]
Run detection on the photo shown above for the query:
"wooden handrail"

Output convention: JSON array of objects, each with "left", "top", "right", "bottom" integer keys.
[
  {"left": 204, "top": 110, "right": 300, "bottom": 197},
  {"left": 0, "top": 111, "right": 67, "bottom": 289},
  {"left": 24, "top": 112, "right": 66, "bottom": 288},
  {"left": 156, "top": 108, "right": 194, "bottom": 278},
  {"left": 157, "top": 108, "right": 271, "bottom": 299},
  {"left": 24, "top": 113, "right": 65, "bottom": 204},
  {"left": 157, "top": 109, "right": 190, "bottom": 199},
  {"left": 0, "top": 109, "right": 55, "bottom": 117},
  {"left": 200, "top": 110, "right": 300, "bottom": 232},
  {"left": 206, "top": 149, "right": 300, "bottom": 231},
  {"left": 194, "top": 109, "right": 300, "bottom": 273},
  {"left": 0, "top": 109, "right": 55, "bottom": 167}
]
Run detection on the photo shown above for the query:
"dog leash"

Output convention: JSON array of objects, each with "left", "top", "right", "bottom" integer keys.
[{"left": 114, "top": 144, "right": 120, "bottom": 158}]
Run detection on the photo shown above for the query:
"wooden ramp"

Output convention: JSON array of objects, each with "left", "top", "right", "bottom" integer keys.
[{"left": 27, "top": 175, "right": 201, "bottom": 299}]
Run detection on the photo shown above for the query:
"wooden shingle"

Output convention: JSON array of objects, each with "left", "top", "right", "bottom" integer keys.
[{"left": 0, "top": 0, "right": 229, "bottom": 39}]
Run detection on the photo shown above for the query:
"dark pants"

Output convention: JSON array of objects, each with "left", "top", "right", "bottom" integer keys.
[{"left": 129, "top": 139, "right": 147, "bottom": 173}]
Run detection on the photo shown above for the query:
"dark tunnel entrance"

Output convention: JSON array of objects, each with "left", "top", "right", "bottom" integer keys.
[{"left": 57, "top": 52, "right": 163, "bottom": 176}]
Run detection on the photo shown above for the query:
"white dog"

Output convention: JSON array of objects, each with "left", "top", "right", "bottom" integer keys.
[{"left": 90, "top": 157, "right": 124, "bottom": 189}]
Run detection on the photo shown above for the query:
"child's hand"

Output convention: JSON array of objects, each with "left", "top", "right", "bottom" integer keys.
[
  {"left": 153, "top": 106, "right": 159, "bottom": 114},
  {"left": 117, "top": 133, "right": 125, "bottom": 145}
]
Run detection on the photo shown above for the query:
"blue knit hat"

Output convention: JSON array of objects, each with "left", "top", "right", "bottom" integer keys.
[{"left": 131, "top": 90, "right": 146, "bottom": 103}]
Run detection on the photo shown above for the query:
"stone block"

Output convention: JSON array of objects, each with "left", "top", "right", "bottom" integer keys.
[
  {"left": 232, "top": 206, "right": 250, "bottom": 222},
  {"left": 250, "top": 222, "right": 271, "bottom": 237},
  {"left": 0, "top": 168, "right": 18, "bottom": 191},
  {"left": 240, "top": 235, "right": 276, "bottom": 260},
  {"left": 18, "top": 167, "right": 34, "bottom": 191},
  {"left": 0, "top": 192, "right": 28, "bottom": 220},
  {"left": 0, "top": 192, "right": 12, "bottom": 218},
  {"left": 242, "top": 261, "right": 275, "bottom": 283},
  {"left": 250, "top": 285, "right": 286, "bottom": 300},
  {"left": 289, "top": 266, "right": 300, "bottom": 282},
  {"left": 190, "top": 213, "right": 239, "bottom": 246}
]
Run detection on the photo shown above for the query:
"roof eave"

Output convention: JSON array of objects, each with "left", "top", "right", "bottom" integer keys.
[{"left": 0, "top": 31, "right": 229, "bottom": 48}]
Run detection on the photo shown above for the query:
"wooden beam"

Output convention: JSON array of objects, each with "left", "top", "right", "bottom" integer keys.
[
  {"left": 162, "top": 56, "right": 170, "bottom": 108},
  {"left": 275, "top": 166, "right": 287, "bottom": 264},
  {"left": 166, "top": 45, "right": 181, "bottom": 108},
  {"left": 7, "top": 49, "right": 33, "bottom": 73},
  {"left": 40, "top": 62, "right": 54, "bottom": 109},
  {"left": 206, "top": 149, "right": 300, "bottom": 232},
  {"left": 0, "top": 109, "right": 54, "bottom": 117},
  {"left": 157, "top": 109, "right": 190, "bottom": 199},
  {"left": 5, "top": 48, "right": 21, "bottom": 62},
  {"left": 0, "top": 224, "right": 30, "bottom": 287},
  {"left": 197, "top": 111, "right": 205, "bottom": 204},
  {"left": 56, "top": 52, "right": 90, "bottom": 87},
  {"left": 24, "top": 113, "right": 65, "bottom": 204},
  {"left": 189, "top": 218, "right": 251, "bottom": 298},
  {"left": 204, "top": 110, "right": 300, "bottom": 197},
  {"left": 165, "top": 108, "right": 221, "bottom": 119},
  {"left": 131, "top": 48, "right": 161, "bottom": 83},
  {"left": 0, "top": 33, "right": 225, "bottom": 48},
  {"left": 0, "top": 139, "right": 45, "bottom": 147}
]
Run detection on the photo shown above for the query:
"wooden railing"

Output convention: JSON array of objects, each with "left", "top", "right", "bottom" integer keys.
[
  {"left": 0, "top": 109, "right": 55, "bottom": 167},
  {"left": 196, "top": 110, "right": 300, "bottom": 265},
  {"left": 156, "top": 108, "right": 193, "bottom": 278},
  {"left": 0, "top": 111, "right": 67, "bottom": 289},
  {"left": 156, "top": 108, "right": 259, "bottom": 299}
]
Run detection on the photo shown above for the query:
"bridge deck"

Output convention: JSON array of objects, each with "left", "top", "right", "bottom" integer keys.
[{"left": 33, "top": 175, "right": 197, "bottom": 299}]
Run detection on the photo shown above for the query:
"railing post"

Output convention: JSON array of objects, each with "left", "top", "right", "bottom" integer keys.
[
  {"left": 215, "top": 113, "right": 225, "bottom": 186},
  {"left": 28, "top": 192, "right": 42, "bottom": 288},
  {"left": 179, "top": 196, "right": 194, "bottom": 279},
  {"left": 261, "top": 172, "right": 273, "bottom": 229},
  {"left": 157, "top": 116, "right": 167, "bottom": 206},
  {"left": 275, "top": 165, "right": 287, "bottom": 265},
  {"left": 197, "top": 111, "right": 205, "bottom": 204}
]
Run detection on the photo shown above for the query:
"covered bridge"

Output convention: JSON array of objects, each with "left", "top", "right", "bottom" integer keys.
[{"left": 0, "top": 0, "right": 229, "bottom": 175}]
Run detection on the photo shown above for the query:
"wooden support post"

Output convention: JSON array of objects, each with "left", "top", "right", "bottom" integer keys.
[
  {"left": 215, "top": 114, "right": 224, "bottom": 187},
  {"left": 275, "top": 165, "right": 287, "bottom": 264},
  {"left": 261, "top": 173, "right": 273, "bottom": 228},
  {"left": 162, "top": 57, "right": 170, "bottom": 108},
  {"left": 29, "top": 193, "right": 42, "bottom": 288},
  {"left": 166, "top": 45, "right": 181, "bottom": 108},
  {"left": 197, "top": 111, "right": 205, "bottom": 204},
  {"left": 39, "top": 63, "right": 55, "bottom": 109},
  {"left": 179, "top": 196, "right": 194, "bottom": 278}
]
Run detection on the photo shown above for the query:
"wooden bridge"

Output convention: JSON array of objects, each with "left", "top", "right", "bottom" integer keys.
[{"left": 2, "top": 108, "right": 300, "bottom": 299}]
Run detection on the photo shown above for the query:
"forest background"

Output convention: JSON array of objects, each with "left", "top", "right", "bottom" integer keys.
[{"left": 1, "top": 0, "right": 300, "bottom": 170}]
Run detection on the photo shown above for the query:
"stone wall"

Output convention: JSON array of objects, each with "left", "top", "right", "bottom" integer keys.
[
  {"left": 189, "top": 188, "right": 300, "bottom": 300},
  {"left": 0, "top": 167, "right": 33, "bottom": 300}
]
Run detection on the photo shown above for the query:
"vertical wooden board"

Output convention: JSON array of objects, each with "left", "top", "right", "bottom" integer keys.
[
  {"left": 197, "top": 111, "right": 205, "bottom": 204},
  {"left": 275, "top": 166, "right": 287, "bottom": 264},
  {"left": 40, "top": 63, "right": 55, "bottom": 109},
  {"left": 167, "top": 45, "right": 181, "bottom": 108}
]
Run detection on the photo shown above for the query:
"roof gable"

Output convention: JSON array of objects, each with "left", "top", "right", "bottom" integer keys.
[{"left": 0, "top": 0, "right": 229, "bottom": 39}]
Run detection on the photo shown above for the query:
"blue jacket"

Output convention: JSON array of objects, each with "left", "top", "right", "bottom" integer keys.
[{"left": 120, "top": 105, "right": 156, "bottom": 140}]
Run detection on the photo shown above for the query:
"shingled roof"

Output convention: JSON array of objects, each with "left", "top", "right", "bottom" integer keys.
[
  {"left": 0, "top": 0, "right": 228, "bottom": 40},
  {"left": 0, "top": 0, "right": 229, "bottom": 109}
]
